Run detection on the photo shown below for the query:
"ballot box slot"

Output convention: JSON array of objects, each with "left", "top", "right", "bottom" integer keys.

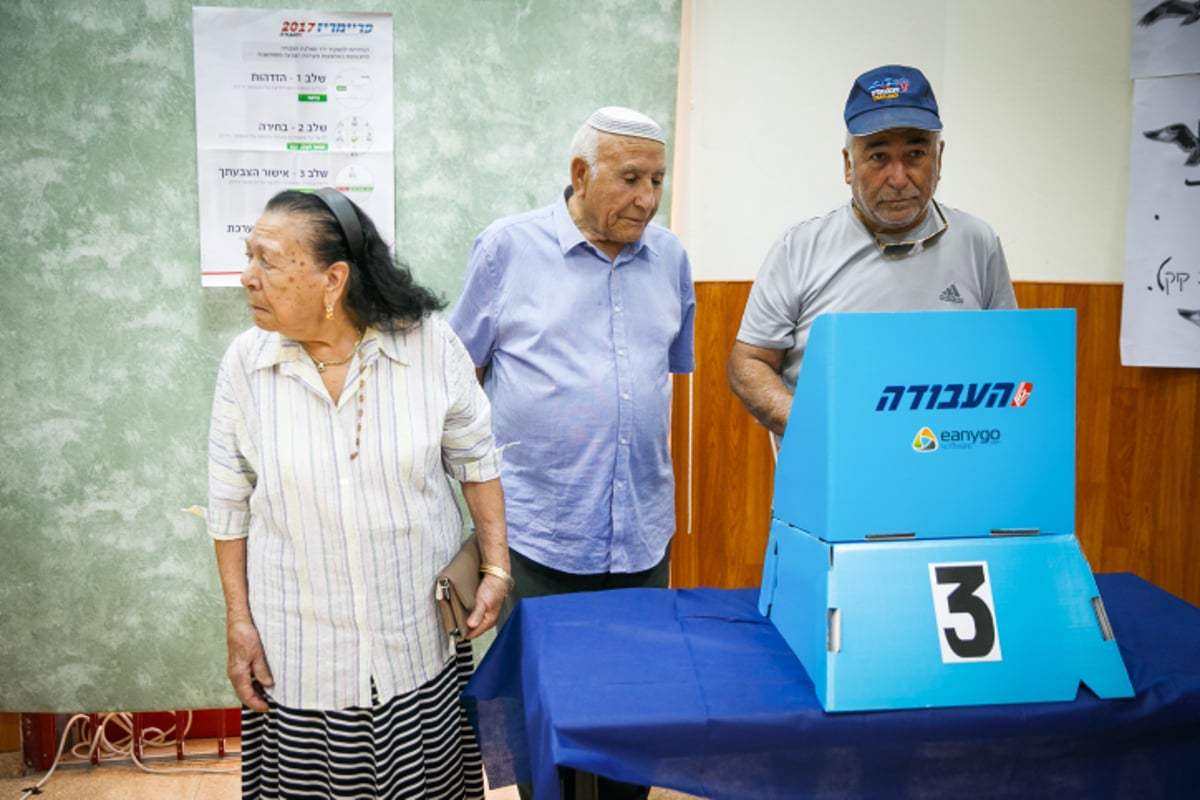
[
  {"left": 864, "top": 532, "right": 915, "bottom": 540},
  {"left": 990, "top": 528, "right": 1040, "bottom": 537}
]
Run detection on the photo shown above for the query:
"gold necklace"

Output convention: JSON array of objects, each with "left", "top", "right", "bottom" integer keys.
[{"left": 308, "top": 328, "right": 364, "bottom": 373}]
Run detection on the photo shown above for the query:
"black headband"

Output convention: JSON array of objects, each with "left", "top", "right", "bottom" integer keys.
[{"left": 313, "top": 188, "right": 365, "bottom": 266}]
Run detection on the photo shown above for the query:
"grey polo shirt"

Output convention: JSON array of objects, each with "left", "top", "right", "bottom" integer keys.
[{"left": 737, "top": 200, "right": 1017, "bottom": 391}]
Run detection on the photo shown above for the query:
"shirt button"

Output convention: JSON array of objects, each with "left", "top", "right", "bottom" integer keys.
[
  {"left": 621, "top": 392, "right": 630, "bottom": 400},
  {"left": 614, "top": 305, "right": 623, "bottom": 313},
  {"left": 617, "top": 349, "right": 626, "bottom": 357},
  {"left": 620, "top": 437, "right": 629, "bottom": 445}
]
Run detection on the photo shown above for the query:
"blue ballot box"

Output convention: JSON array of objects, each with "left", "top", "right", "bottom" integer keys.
[
  {"left": 772, "top": 309, "right": 1075, "bottom": 541},
  {"left": 758, "top": 310, "right": 1134, "bottom": 712}
]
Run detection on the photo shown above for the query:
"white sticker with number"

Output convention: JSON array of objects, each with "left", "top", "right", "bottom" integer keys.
[{"left": 929, "top": 561, "right": 1002, "bottom": 663}]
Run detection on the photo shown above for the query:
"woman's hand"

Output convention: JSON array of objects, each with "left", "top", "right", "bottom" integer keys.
[
  {"left": 227, "top": 617, "right": 274, "bottom": 713},
  {"left": 464, "top": 574, "right": 510, "bottom": 640},
  {"left": 460, "top": 478, "right": 511, "bottom": 640},
  {"left": 214, "top": 540, "right": 274, "bottom": 713}
]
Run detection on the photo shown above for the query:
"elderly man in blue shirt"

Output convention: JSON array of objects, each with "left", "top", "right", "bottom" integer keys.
[
  {"left": 452, "top": 103, "right": 694, "bottom": 590},
  {"left": 451, "top": 103, "right": 696, "bottom": 614},
  {"left": 450, "top": 108, "right": 694, "bottom": 797}
]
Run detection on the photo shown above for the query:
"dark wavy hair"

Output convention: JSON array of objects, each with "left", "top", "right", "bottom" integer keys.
[{"left": 263, "top": 189, "right": 445, "bottom": 329}]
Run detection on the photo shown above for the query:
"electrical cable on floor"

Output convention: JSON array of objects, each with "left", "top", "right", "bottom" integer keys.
[
  {"left": 19, "top": 713, "right": 88, "bottom": 799},
  {"left": 19, "top": 711, "right": 240, "bottom": 799}
]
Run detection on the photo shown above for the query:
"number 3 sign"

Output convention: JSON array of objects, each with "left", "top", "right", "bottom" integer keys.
[
  {"left": 929, "top": 562, "right": 1002, "bottom": 663},
  {"left": 759, "top": 521, "right": 1134, "bottom": 710}
]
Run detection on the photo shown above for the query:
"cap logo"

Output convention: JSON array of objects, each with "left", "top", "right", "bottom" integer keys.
[{"left": 868, "top": 77, "right": 910, "bottom": 102}]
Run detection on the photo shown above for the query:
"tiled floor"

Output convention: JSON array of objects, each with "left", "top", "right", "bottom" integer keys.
[
  {"left": 0, "top": 760, "right": 240, "bottom": 800},
  {"left": 0, "top": 735, "right": 526, "bottom": 800},
  {"left": 0, "top": 761, "right": 520, "bottom": 799},
  {"left": 1, "top": 721, "right": 706, "bottom": 800},
  {"left": 0, "top": 759, "right": 703, "bottom": 799}
]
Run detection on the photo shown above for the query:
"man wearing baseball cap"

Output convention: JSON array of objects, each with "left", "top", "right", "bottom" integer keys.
[{"left": 729, "top": 65, "right": 1017, "bottom": 436}]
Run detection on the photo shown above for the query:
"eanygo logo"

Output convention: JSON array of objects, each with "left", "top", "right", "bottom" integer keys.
[
  {"left": 912, "top": 427, "right": 939, "bottom": 452},
  {"left": 913, "top": 427, "right": 1002, "bottom": 452},
  {"left": 877, "top": 381, "right": 1033, "bottom": 411}
]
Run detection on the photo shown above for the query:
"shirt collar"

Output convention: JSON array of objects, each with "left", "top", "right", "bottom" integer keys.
[
  {"left": 849, "top": 198, "right": 942, "bottom": 244},
  {"left": 254, "top": 332, "right": 297, "bottom": 371},
  {"left": 253, "top": 325, "right": 409, "bottom": 372},
  {"left": 553, "top": 185, "right": 656, "bottom": 262},
  {"left": 369, "top": 326, "right": 409, "bottom": 365}
]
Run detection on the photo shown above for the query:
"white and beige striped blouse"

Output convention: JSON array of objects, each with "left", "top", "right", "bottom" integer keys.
[{"left": 207, "top": 314, "right": 501, "bottom": 710}]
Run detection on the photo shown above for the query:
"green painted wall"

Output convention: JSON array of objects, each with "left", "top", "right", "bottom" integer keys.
[{"left": 0, "top": 0, "right": 680, "bottom": 712}]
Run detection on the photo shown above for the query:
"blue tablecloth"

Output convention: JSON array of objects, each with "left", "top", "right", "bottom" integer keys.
[{"left": 463, "top": 573, "right": 1200, "bottom": 799}]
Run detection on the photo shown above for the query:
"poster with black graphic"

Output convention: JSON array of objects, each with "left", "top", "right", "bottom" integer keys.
[
  {"left": 1131, "top": 0, "right": 1200, "bottom": 78},
  {"left": 193, "top": 7, "right": 394, "bottom": 287},
  {"left": 1121, "top": 75, "right": 1200, "bottom": 367}
]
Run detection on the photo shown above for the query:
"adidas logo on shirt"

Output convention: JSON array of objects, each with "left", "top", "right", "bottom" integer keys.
[{"left": 939, "top": 284, "right": 964, "bottom": 304}]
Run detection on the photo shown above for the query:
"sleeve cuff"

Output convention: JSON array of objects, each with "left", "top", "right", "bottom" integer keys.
[
  {"left": 446, "top": 448, "right": 503, "bottom": 484},
  {"left": 206, "top": 507, "right": 250, "bottom": 540}
]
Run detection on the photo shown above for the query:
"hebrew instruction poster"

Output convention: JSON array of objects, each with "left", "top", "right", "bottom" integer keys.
[
  {"left": 1121, "top": 75, "right": 1200, "bottom": 367},
  {"left": 193, "top": 7, "right": 394, "bottom": 287}
]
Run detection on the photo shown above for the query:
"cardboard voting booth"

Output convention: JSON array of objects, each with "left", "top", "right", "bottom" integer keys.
[{"left": 758, "top": 310, "right": 1134, "bottom": 712}]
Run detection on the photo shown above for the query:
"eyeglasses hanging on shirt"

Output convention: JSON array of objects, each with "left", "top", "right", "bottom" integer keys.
[{"left": 872, "top": 199, "right": 949, "bottom": 257}]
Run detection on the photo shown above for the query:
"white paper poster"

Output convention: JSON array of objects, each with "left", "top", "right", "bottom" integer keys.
[
  {"left": 1130, "top": 0, "right": 1200, "bottom": 78},
  {"left": 193, "top": 7, "right": 394, "bottom": 287},
  {"left": 1121, "top": 75, "right": 1200, "bottom": 367}
]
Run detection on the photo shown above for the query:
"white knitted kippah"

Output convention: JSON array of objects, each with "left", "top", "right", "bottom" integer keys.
[{"left": 586, "top": 106, "right": 665, "bottom": 143}]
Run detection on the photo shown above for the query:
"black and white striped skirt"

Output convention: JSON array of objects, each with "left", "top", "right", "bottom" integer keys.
[{"left": 240, "top": 643, "right": 484, "bottom": 799}]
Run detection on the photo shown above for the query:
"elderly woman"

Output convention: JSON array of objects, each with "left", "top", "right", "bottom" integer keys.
[{"left": 207, "top": 188, "right": 510, "bottom": 799}]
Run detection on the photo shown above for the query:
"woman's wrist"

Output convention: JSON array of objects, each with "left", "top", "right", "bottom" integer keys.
[{"left": 479, "top": 563, "right": 515, "bottom": 592}]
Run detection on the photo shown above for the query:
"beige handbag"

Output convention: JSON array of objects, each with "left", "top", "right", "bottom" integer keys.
[{"left": 435, "top": 534, "right": 480, "bottom": 639}]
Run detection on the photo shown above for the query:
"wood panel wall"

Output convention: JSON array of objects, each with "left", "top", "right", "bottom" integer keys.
[
  {"left": 0, "top": 713, "right": 17, "bottom": 752},
  {"left": 669, "top": 281, "right": 1200, "bottom": 608}
]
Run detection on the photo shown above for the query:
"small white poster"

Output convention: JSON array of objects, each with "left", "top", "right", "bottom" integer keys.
[
  {"left": 193, "top": 7, "right": 394, "bottom": 287},
  {"left": 1131, "top": 0, "right": 1200, "bottom": 78},
  {"left": 1121, "top": 75, "right": 1200, "bottom": 368}
]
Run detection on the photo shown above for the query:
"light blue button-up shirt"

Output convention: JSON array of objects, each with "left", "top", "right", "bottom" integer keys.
[{"left": 450, "top": 188, "right": 695, "bottom": 573}]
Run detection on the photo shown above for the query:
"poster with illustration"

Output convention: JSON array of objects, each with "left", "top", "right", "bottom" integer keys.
[
  {"left": 1121, "top": 75, "right": 1200, "bottom": 367},
  {"left": 1131, "top": 0, "right": 1200, "bottom": 78}
]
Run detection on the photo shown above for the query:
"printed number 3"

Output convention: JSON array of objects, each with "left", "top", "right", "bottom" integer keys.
[{"left": 931, "top": 564, "right": 1001, "bottom": 661}]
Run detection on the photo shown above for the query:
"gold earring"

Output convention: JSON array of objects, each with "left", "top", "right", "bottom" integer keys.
[{"left": 325, "top": 305, "right": 334, "bottom": 321}]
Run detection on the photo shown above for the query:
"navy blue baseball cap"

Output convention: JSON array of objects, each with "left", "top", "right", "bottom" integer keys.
[{"left": 844, "top": 65, "right": 941, "bottom": 135}]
